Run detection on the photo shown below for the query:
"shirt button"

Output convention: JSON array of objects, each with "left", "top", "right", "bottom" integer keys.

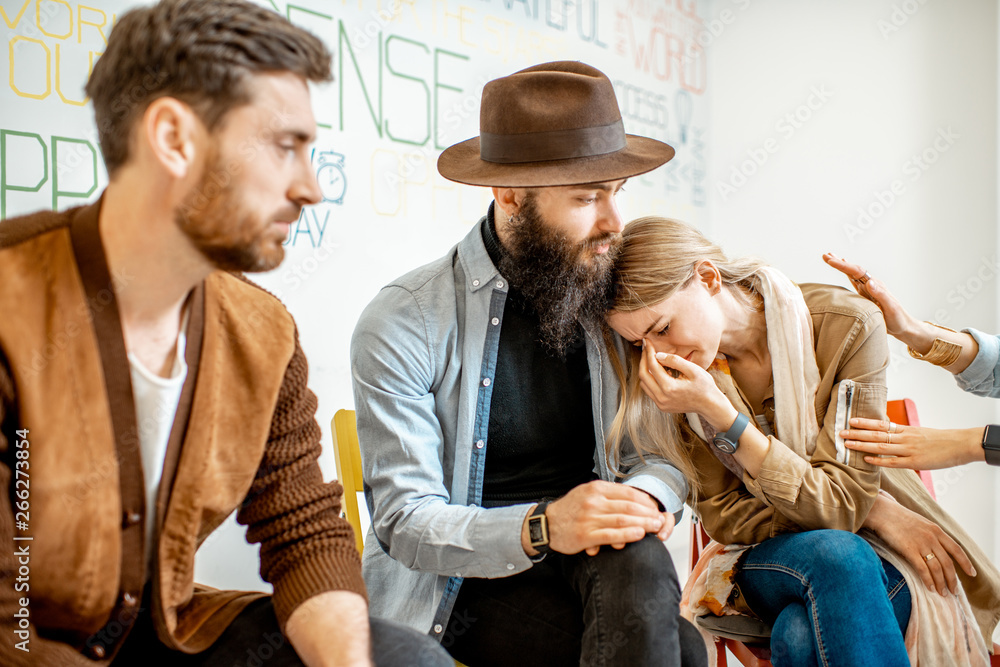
[
  {"left": 433, "top": 624, "right": 443, "bottom": 634},
  {"left": 89, "top": 645, "right": 106, "bottom": 659},
  {"left": 506, "top": 563, "right": 515, "bottom": 570},
  {"left": 472, "top": 279, "right": 480, "bottom": 287},
  {"left": 496, "top": 280, "right": 504, "bottom": 288},
  {"left": 491, "top": 317, "right": 499, "bottom": 326},
  {"left": 482, "top": 378, "right": 491, "bottom": 387},
  {"left": 122, "top": 592, "right": 138, "bottom": 607},
  {"left": 475, "top": 440, "right": 484, "bottom": 449},
  {"left": 122, "top": 511, "right": 141, "bottom": 527}
]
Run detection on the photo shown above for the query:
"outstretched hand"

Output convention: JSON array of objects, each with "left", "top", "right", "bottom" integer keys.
[
  {"left": 842, "top": 418, "right": 985, "bottom": 470},
  {"left": 822, "top": 253, "right": 913, "bottom": 337}
]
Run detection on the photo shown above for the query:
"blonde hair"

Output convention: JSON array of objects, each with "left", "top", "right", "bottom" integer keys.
[{"left": 606, "top": 216, "right": 766, "bottom": 497}]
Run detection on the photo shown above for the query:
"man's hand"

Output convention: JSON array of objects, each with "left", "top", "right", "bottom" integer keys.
[
  {"left": 863, "top": 492, "right": 976, "bottom": 596},
  {"left": 521, "top": 481, "right": 666, "bottom": 557},
  {"left": 284, "top": 591, "right": 373, "bottom": 667}
]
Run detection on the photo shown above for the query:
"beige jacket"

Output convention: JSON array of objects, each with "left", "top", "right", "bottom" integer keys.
[{"left": 690, "top": 283, "right": 1000, "bottom": 646}]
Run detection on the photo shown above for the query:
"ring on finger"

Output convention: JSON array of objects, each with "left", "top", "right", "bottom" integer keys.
[
  {"left": 886, "top": 431, "right": 892, "bottom": 445},
  {"left": 923, "top": 553, "right": 936, "bottom": 562},
  {"left": 855, "top": 271, "right": 871, "bottom": 285},
  {"left": 888, "top": 422, "right": 898, "bottom": 433}
]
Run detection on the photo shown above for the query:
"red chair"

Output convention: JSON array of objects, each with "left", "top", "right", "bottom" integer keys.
[{"left": 689, "top": 399, "right": 1000, "bottom": 666}]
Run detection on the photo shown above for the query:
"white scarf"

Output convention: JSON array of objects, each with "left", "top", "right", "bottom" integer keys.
[{"left": 685, "top": 266, "right": 820, "bottom": 467}]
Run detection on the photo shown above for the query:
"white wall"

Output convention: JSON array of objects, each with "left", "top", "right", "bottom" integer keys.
[
  {"left": 4, "top": 0, "right": 997, "bottom": 625},
  {"left": 1, "top": 0, "right": 712, "bottom": 591},
  {"left": 706, "top": 0, "right": 1000, "bottom": 582}
]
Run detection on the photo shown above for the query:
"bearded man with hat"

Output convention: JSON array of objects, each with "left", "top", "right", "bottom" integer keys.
[{"left": 351, "top": 61, "right": 705, "bottom": 666}]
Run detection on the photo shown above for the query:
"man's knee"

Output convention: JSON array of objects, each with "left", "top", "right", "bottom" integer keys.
[
  {"left": 369, "top": 617, "right": 453, "bottom": 667},
  {"left": 595, "top": 534, "right": 681, "bottom": 597}
]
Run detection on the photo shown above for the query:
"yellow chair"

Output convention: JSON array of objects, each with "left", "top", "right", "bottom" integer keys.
[
  {"left": 331, "top": 409, "right": 467, "bottom": 666},
  {"left": 332, "top": 409, "right": 365, "bottom": 553}
]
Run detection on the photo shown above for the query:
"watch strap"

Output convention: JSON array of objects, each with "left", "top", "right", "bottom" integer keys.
[
  {"left": 714, "top": 411, "right": 750, "bottom": 452},
  {"left": 982, "top": 425, "right": 1000, "bottom": 466}
]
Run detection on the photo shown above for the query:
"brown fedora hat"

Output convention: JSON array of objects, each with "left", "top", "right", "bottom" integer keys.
[{"left": 437, "top": 61, "right": 675, "bottom": 188}]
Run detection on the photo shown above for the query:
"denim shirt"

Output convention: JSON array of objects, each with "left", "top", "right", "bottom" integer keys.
[
  {"left": 350, "top": 213, "right": 687, "bottom": 638},
  {"left": 955, "top": 328, "right": 1000, "bottom": 398}
]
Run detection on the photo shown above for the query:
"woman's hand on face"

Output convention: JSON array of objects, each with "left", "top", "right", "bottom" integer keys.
[{"left": 638, "top": 339, "right": 724, "bottom": 416}]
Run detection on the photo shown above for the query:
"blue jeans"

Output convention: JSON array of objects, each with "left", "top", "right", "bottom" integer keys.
[{"left": 734, "top": 530, "right": 911, "bottom": 667}]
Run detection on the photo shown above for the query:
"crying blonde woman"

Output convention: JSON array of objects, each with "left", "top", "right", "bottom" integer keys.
[{"left": 605, "top": 216, "right": 1000, "bottom": 667}]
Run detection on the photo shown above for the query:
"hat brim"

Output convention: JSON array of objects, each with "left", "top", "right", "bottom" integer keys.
[{"left": 436, "top": 135, "right": 675, "bottom": 187}]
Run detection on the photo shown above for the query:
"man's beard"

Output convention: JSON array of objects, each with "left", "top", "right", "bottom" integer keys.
[
  {"left": 175, "top": 153, "right": 295, "bottom": 273},
  {"left": 497, "top": 194, "right": 619, "bottom": 357}
]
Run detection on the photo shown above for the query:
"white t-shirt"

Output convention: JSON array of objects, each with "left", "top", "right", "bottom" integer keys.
[{"left": 128, "top": 330, "right": 188, "bottom": 572}]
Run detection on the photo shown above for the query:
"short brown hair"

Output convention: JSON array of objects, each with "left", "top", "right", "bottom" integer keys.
[{"left": 85, "top": 0, "right": 332, "bottom": 176}]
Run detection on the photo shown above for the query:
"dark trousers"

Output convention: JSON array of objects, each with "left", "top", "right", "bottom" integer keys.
[
  {"left": 111, "top": 596, "right": 453, "bottom": 667},
  {"left": 444, "top": 534, "right": 707, "bottom": 667}
]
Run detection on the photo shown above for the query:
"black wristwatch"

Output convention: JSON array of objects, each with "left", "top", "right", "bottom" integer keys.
[
  {"left": 713, "top": 412, "right": 750, "bottom": 454},
  {"left": 982, "top": 425, "right": 1000, "bottom": 466},
  {"left": 527, "top": 501, "right": 552, "bottom": 555}
]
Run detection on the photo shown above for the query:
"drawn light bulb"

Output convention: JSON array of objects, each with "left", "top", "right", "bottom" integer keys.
[{"left": 675, "top": 90, "right": 693, "bottom": 145}]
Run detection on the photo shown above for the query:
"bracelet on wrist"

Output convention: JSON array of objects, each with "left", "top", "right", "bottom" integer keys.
[{"left": 907, "top": 322, "right": 962, "bottom": 367}]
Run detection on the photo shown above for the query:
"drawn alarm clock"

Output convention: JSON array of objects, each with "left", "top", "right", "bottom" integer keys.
[{"left": 315, "top": 150, "right": 347, "bottom": 204}]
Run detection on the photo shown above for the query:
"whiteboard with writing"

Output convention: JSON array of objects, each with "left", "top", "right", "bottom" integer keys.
[{"left": 1, "top": 0, "right": 710, "bottom": 589}]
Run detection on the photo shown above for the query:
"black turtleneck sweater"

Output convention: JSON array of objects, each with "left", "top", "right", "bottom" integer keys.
[{"left": 480, "top": 212, "right": 598, "bottom": 507}]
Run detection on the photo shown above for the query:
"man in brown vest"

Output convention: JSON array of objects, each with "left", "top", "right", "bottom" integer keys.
[{"left": 0, "top": 1, "right": 452, "bottom": 665}]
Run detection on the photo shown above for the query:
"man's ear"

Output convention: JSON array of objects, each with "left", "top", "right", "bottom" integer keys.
[
  {"left": 491, "top": 186, "right": 526, "bottom": 220},
  {"left": 694, "top": 259, "right": 723, "bottom": 295},
  {"left": 142, "top": 97, "right": 201, "bottom": 179}
]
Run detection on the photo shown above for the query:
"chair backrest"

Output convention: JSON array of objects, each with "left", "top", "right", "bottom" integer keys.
[{"left": 332, "top": 409, "right": 365, "bottom": 552}]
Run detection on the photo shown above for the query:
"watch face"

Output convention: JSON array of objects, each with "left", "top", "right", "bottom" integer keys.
[
  {"left": 528, "top": 515, "right": 548, "bottom": 546},
  {"left": 984, "top": 425, "right": 1000, "bottom": 448},
  {"left": 713, "top": 437, "right": 737, "bottom": 454}
]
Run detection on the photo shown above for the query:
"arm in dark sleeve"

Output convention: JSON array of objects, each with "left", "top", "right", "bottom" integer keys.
[{"left": 236, "top": 333, "right": 366, "bottom": 630}]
